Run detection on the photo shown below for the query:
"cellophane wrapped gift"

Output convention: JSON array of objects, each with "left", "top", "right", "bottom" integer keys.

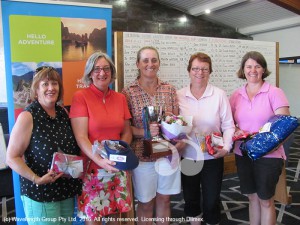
[
  {"left": 51, "top": 152, "right": 84, "bottom": 179},
  {"left": 205, "top": 132, "right": 224, "bottom": 155},
  {"left": 232, "top": 129, "right": 252, "bottom": 141},
  {"left": 239, "top": 115, "right": 299, "bottom": 160},
  {"left": 161, "top": 115, "right": 193, "bottom": 141}
]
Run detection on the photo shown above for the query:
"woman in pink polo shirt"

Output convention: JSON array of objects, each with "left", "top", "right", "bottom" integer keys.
[
  {"left": 230, "top": 51, "right": 290, "bottom": 225},
  {"left": 177, "top": 52, "right": 235, "bottom": 225}
]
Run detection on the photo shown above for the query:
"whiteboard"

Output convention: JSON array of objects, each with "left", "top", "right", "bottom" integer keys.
[{"left": 114, "top": 32, "right": 278, "bottom": 95}]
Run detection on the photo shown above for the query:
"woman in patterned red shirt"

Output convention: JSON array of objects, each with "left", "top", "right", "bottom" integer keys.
[{"left": 122, "top": 46, "right": 184, "bottom": 225}]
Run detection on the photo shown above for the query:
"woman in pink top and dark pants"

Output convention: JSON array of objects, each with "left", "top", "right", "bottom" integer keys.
[
  {"left": 230, "top": 51, "right": 290, "bottom": 225},
  {"left": 178, "top": 52, "right": 235, "bottom": 225}
]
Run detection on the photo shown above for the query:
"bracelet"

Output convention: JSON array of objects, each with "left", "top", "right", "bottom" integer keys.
[{"left": 32, "top": 174, "right": 37, "bottom": 184}]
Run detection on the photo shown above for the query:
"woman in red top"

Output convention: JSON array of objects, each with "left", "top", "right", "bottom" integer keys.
[{"left": 69, "top": 51, "right": 132, "bottom": 225}]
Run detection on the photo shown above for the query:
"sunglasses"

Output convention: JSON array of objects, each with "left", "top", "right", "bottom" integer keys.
[{"left": 35, "top": 66, "right": 54, "bottom": 73}]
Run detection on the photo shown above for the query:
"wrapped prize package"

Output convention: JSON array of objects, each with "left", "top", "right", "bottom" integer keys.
[
  {"left": 232, "top": 129, "right": 252, "bottom": 141},
  {"left": 240, "top": 115, "right": 299, "bottom": 160},
  {"left": 205, "top": 132, "right": 224, "bottom": 155},
  {"left": 51, "top": 152, "right": 84, "bottom": 178}
]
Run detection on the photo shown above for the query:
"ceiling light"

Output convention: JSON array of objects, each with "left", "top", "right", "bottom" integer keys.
[
  {"left": 179, "top": 16, "right": 187, "bottom": 23},
  {"left": 205, "top": 9, "right": 211, "bottom": 14},
  {"left": 116, "top": 0, "right": 126, "bottom": 6}
]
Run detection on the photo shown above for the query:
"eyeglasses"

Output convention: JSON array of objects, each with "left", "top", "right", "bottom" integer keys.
[
  {"left": 191, "top": 67, "right": 210, "bottom": 73},
  {"left": 35, "top": 66, "right": 54, "bottom": 73},
  {"left": 93, "top": 66, "right": 111, "bottom": 74}
]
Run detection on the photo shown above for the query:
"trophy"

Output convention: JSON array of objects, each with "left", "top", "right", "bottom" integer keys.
[{"left": 142, "top": 106, "right": 172, "bottom": 158}]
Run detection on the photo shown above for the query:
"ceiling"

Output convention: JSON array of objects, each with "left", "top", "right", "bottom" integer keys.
[{"left": 152, "top": 0, "right": 300, "bottom": 36}]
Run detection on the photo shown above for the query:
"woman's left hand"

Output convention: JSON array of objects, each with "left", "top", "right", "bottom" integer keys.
[
  {"left": 35, "top": 170, "right": 64, "bottom": 185},
  {"left": 212, "top": 147, "right": 229, "bottom": 158},
  {"left": 173, "top": 139, "right": 187, "bottom": 153}
]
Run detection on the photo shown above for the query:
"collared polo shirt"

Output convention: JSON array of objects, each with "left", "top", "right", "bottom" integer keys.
[
  {"left": 177, "top": 84, "right": 235, "bottom": 160},
  {"left": 230, "top": 82, "right": 289, "bottom": 159}
]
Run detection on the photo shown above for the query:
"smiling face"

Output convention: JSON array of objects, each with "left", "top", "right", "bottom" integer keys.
[
  {"left": 243, "top": 58, "right": 265, "bottom": 84},
  {"left": 136, "top": 48, "right": 160, "bottom": 79},
  {"left": 189, "top": 59, "right": 210, "bottom": 86},
  {"left": 36, "top": 78, "right": 59, "bottom": 106},
  {"left": 90, "top": 57, "right": 112, "bottom": 92}
]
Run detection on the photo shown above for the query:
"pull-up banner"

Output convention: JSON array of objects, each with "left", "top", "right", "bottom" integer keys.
[{"left": 1, "top": 0, "right": 112, "bottom": 224}]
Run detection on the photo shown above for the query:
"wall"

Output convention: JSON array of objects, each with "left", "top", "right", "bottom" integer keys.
[
  {"left": 111, "top": 0, "right": 249, "bottom": 39},
  {"left": 2, "top": 0, "right": 298, "bottom": 117},
  {"left": 252, "top": 26, "right": 300, "bottom": 117},
  {"left": 0, "top": 0, "right": 250, "bottom": 105},
  {"left": 279, "top": 64, "right": 300, "bottom": 117},
  {"left": 252, "top": 26, "right": 300, "bottom": 58},
  {"left": 117, "top": 32, "right": 277, "bottom": 93}
]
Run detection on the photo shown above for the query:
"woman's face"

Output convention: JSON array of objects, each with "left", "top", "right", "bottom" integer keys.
[
  {"left": 189, "top": 59, "right": 210, "bottom": 86},
  {"left": 136, "top": 49, "right": 160, "bottom": 79},
  {"left": 90, "top": 57, "right": 112, "bottom": 91},
  {"left": 36, "top": 78, "right": 59, "bottom": 106},
  {"left": 244, "top": 58, "right": 265, "bottom": 84}
]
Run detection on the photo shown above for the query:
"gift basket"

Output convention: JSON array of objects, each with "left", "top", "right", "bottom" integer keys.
[
  {"left": 161, "top": 115, "right": 193, "bottom": 141},
  {"left": 239, "top": 115, "right": 299, "bottom": 160}
]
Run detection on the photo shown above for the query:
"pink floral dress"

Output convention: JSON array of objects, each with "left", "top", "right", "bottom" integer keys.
[{"left": 77, "top": 166, "right": 132, "bottom": 219}]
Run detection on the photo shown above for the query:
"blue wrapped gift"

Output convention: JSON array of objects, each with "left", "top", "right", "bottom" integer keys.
[{"left": 240, "top": 115, "right": 299, "bottom": 160}]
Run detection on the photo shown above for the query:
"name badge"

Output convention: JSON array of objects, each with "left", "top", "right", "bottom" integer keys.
[{"left": 109, "top": 154, "right": 127, "bottom": 162}]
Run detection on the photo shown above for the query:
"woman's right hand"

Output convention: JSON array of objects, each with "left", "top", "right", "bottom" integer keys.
[
  {"left": 98, "top": 157, "right": 119, "bottom": 173},
  {"left": 233, "top": 128, "right": 250, "bottom": 141},
  {"left": 34, "top": 169, "right": 64, "bottom": 185},
  {"left": 95, "top": 141, "right": 120, "bottom": 173}
]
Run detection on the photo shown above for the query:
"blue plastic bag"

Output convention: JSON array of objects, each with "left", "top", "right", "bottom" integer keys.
[{"left": 240, "top": 115, "right": 299, "bottom": 160}]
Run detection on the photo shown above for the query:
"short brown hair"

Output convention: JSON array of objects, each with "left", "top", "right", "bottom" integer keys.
[
  {"left": 30, "top": 67, "right": 63, "bottom": 102},
  {"left": 187, "top": 52, "right": 213, "bottom": 73},
  {"left": 237, "top": 51, "right": 271, "bottom": 80}
]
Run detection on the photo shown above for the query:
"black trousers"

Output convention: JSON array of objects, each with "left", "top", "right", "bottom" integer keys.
[{"left": 182, "top": 157, "right": 224, "bottom": 224}]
